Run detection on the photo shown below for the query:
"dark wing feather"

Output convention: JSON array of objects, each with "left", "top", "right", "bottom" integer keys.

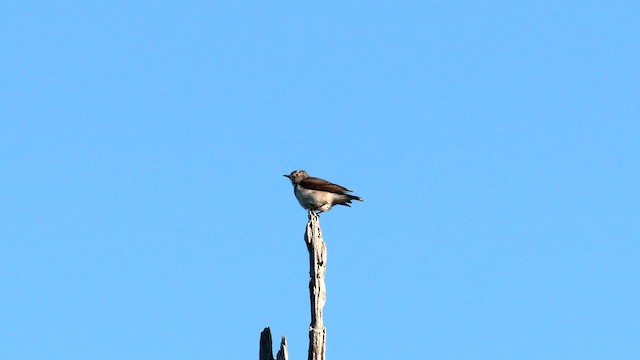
[{"left": 300, "top": 176, "right": 352, "bottom": 194}]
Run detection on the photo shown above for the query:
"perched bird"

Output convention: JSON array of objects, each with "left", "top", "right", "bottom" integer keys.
[{"left": 284, "top": 170, "right": 364, "bottom": 213}]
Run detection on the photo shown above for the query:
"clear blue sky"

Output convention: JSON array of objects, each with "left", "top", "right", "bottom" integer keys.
[{"left": 1, "top": 1, "right": 638, "bottom": 359}]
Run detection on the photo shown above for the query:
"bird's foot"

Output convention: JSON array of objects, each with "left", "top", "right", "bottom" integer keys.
[{"left": 308, "top": 209, "right": 320, "bottom": 219}]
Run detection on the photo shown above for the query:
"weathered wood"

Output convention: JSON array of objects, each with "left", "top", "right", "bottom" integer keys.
[
  {"left": 260, "top": 327, "right": 274, "bottom": 360},
  {"left": 260, "top": 328, "right": 288, "bottom": 360},
  {"left": 305, "top": 210, "right": 327, "bottom": 360},
  {"left": 260, "top": 211, "right": 327, "bottom": 360},
  {"left": 276, "top": 336, "right": 288, "bottom": 360}
]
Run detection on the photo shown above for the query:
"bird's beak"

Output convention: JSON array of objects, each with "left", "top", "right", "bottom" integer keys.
[{"left": 283, "top": 174, "right": 290, "bottom": 178}]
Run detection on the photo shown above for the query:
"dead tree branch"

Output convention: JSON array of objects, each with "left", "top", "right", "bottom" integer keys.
[
  {"left": 305, "top": 211, "right": 327, "bottom": 360},
  {"left": 259, "top": 327, "right": 288, "bottom": 360}
]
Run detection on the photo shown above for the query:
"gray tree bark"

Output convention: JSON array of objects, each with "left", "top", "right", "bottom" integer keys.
[
  {"left": 305, "top": 211, "right": 327, "bottom": 360},
  {"left": 260, "top": 210, "right": 327, "bottom": 360}
]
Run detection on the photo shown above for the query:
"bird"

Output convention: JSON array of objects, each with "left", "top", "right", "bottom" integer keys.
[{"left": 284, "top": 170, "right": 364, "bottom": 214}]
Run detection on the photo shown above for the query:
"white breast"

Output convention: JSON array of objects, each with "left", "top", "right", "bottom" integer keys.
[{"left": 294, "top": 186, "right": 336, "bottom": 211}]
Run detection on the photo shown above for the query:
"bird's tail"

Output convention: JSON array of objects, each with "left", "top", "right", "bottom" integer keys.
[{"left": 337, "top": 194, "right": 364, "bottom": 207}]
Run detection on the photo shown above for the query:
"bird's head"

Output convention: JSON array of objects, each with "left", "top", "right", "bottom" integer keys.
[{"left": 283, "top": 170, "right": 309, "bottom": 185}]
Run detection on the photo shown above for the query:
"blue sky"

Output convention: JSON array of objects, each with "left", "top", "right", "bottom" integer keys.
[{"left": 1, "top": 1, "right": 638, "bottom": 359}]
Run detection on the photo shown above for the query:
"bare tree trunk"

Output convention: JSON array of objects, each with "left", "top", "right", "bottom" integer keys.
[
  {"left": 305, "top": 211, "right": 327, "bottom": 360},
  {"left": 276, "top": 337, "right": 288, "bottom": 360},
  {"left": 260, "top": 211, "right": 327, "bottom": 360},
  {"left": 260, "top": 327, "right": 288, "bottom": 360},
  {"left": 259, "top": 327, "right": 274, "bottom": 360}
]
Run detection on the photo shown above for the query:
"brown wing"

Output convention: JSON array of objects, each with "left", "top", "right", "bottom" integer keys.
[{"left": 300, "top": 176, "right": 352, "bottom": 194}]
